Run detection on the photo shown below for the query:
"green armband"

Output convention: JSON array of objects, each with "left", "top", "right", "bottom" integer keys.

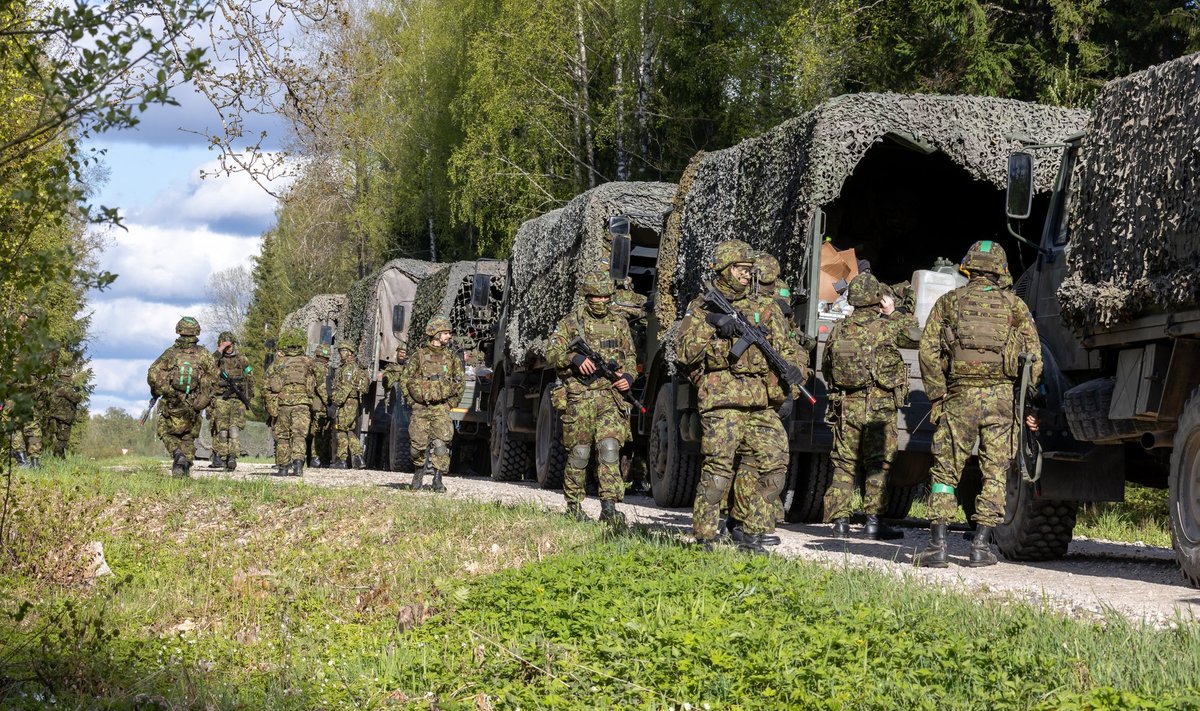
[{"left": 931, "top": 483, "right": 955, "bottom": 495}]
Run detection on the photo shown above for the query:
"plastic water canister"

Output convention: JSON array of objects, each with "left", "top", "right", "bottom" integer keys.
[{"left": 912, "top": 269, "right": 967, "bottom": 327}]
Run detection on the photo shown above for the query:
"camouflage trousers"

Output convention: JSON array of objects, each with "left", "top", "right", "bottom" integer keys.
[
  {"left": 210, "top": 398, "right": 247, "bottom": 458},
  {"left": 333, "top": 401, "right": 362, "bottom": 461},
  {"left": 824, "top": 392, "right": 897, "bottom": 520},
  {"left": 20, "top": 420, "right": 41, "bottom": 457},
  {"left": 695, "top": 407, "right": 787, "bottom": 539},
  {"left": 273, "top": 404, "right": 311, "bottom": 466},
  {"left": 928, "top": 383, "right": 1017, "bottom": 527},
  {"left": 308, "top": 414, "right": 331, "bottom": 465},
  {"left": 560, "top": 387, "right": 629, "bottom": 504},
  {"left": 410, "top": 402, "right": 453, "bottom": 472},
  {"left": 158, "top": 397, "right": 202, "bottom": 459},
  {"left": 43, "top": 417, "right": 72, "bottom": 457}
]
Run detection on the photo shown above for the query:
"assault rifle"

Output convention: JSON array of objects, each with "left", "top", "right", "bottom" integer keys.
[
  {"left": 567, "top": 336, "right": 646, "bottom": 414},
  {"left": 1015, "top": 352, "right": 1042, "bottom": 483},
  {"left": 220, "top": 369, "right": 252, "bottom": 409},
  {"left": 139, "top": 394, "right": 160, "bottom": 426},
  {"left": 702, "top": 283, "right": 817, "bottom": 406}
]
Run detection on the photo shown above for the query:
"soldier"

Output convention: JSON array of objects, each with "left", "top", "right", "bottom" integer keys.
[
  {"left": 382, "top": 343, "right": 408, "bottom": 391},
  {"left": 307, "top": 343, "right": 333, "bottom": 468},
  {"left": 329, "top": 342, "right": 369, "bottom": 469},
  {"left": 545, "top": 273, "right": 637, "bottom": 524},
  {"left": 399, "top": 317, "right": 464, "bottom": 491},
  {"left": 914, "top": 241, "right": 1041, "bottom": 568},
  {"left": 15, "top": 421, "right": 41, "bottom": 469},
  {"left": 147, "top": 317, "right": 217, "bottom": 477},
  {"left": 822, "top": 273, "right": 920, "bottom": 540},
  {"left": 210, "top": 331, "right": 253, "bottom": 471},
  {"left": 677, "top": 240, "right": 805, "bottom": 552},
  {"left": 43, "top": 365, "right": 82, "bottom": 458},
  {"left": 265, "top": 330, "right": 319, "bottom": 477}
]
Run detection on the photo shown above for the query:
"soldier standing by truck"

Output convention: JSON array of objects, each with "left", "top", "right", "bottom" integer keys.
[
  {"left": 306, "top": 343, "right": 332, "bottom": 468},
  {"left": 147, "top": 317, "right": 217, "bottom": 477},
  {"left": 914, "top": 241, "right": 1042, "bottom": 568},
  {"left": 677, "top": 240, "right": 804, "bottom": 553},
  {"left": 400, "top": 317, "right": 463, "bottom": 491},
  {"left": 822, "top": 273, "right": 918, "bottom": 540},
  {"left": 330, "top": 343, "right": 369, "bottom": 469},
  {"left": 210, "top": 331, "right": 252, "bottom": 470},
  {"left": 265, "top": 330, "right": 318, "bottom": 477},
  {"left": 545, "top": 274, "right": 638, "bottom": 525}
]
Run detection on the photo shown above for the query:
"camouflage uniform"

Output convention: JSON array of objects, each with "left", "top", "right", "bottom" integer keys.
[
  {"left": 822, "top": 274, "right": 920, "bottom": 539},
  {"left": 545, "top": 273, "right": 637, "bottom": 524},
  {"left": 43, "top": 368, "right": 82, "bottom": 457},
  {"left": 677, "top": 240, "right": 804, "bottom": 551},
  {"left": 330, "top": 343, "right": 369, "bottom": 468},
  {"left": 915, "top": 241, "right": 1041, "bottom": 568},
  {"left": 265, "top": 331, "right": 320, "bottom": 476},
  {"left": 18, "top": 420, "right": 42, "bottom": 465},
  {"left": 400, "top": 317, "right": 464, "bottom": 491},
  {"left": 211, "top": 332, "right": 253, "bottom": 469},
  {"left": 147, "top": 317, "right": 218, "bottom": 477},
  {"left": 307, "top": 344, "right": 333, "bottom": 467},
  {"left": 382, "top": 344, "right": 409, "bottom": 391}
]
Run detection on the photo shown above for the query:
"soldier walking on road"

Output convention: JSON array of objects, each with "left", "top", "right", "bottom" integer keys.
[
  {"left": 265, "top": 330, "right": 319, "bottom": 477},
  {"left": 677, "top": 240, "right": 805, "bottom": 553},
  {"left": 545, "top": 274, "right": 637, "bottom": 525},
  {"left": 306, "top": 344, "right": 333, "bottom": 468},
  {"left": 399, "top": 317, "right": 464, "bottom": 491},
  {"left": 330, "top": 342, "right": 369, "bottom": 469},
  {"left": 210, "top": 331, "right": 253, "bottom": 471},
  {"left": 822, "top": 273, "right": 920, "bottom": 540},
  {"left": 147, "top": 317, "right": 217, "bottom": 477},
  {"left": 914, "top": 241, "right": 1041, "bottom": 568}
]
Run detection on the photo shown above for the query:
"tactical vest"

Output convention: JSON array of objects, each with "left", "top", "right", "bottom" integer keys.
[
  {"left": 409, "top": 348, "right": 458, "bottom": 404},
  {"left": 828, "top": 316, "right": 906, "bottom": 392},
  {"left": 570, "top": 314, "right": 628, "bottom": 386},
  {"left": 948, "top": 282, "right": 1012, "bottom": 378},
  {"left": 277, "top": 356, "right": 311, "bottom": 400}
]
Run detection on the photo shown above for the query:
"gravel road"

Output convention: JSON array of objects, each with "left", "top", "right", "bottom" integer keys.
[{"left": 181, "top": 461, "right": 1198, "bottom": 628}]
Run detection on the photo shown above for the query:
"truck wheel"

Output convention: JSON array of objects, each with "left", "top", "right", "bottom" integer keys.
[
  {"left": 1169, "top": 389, "right": 1200, "bottom": 587},
  {"left": 783, "top": 452, "right": 832, "bottom": 523},
  {"left": 489, "top": 397, "right": 531, "bottom": 482},
  {"left": 535, "top": 385, "right": 567, "bottom": 489},
  {"left": 648, "top": 383, "right": 700, "bottom": 507},
  {"left": 880, "top": 483, "right": 924, "bottom": 520},
  {"left": 388, "top": 401, "right": 413, "bottom": 472},
  {"left": 994, "top": 464, "right": 1078, "bottom": 561}
]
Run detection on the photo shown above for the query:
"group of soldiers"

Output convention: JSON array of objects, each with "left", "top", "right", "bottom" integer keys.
[{"left": 11, "top": 362, "right": 85, "bottom": 468}]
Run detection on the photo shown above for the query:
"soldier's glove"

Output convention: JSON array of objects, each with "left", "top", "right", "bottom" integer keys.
[
  {"left": 783, "top": 363, "right": 806, "bottom": 386},
  {"left": 705, "top": 312, "right": 739, "bottom": 339}
]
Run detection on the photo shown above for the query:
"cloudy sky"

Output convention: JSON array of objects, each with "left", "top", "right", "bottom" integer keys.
[{"left": 85, "top": 91, "right": 290, "bottom": 416}]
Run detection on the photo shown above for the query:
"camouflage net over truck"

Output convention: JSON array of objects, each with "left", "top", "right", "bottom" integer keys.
[
  {"left": 341, "top": 258, "right": 442, "bottom": 368},
  {"left": 281, "top": 295, "right": 346, "bottom": 339},
  {"left": 1058, "top": 52, "right": 1200, "bottom": 330},
  {"left": 506, "top": 182, "right": 676, "bottom": 362},
  {"left": 409, "top": 259, "right": 508, "bottom": 355},
  {"left": 658, "top": 93, "right": 1088, "bottom": 327}
]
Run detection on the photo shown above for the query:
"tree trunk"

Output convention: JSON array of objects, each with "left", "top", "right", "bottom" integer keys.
[
  {"left": 637, "top": 0, "right": 654, "bottom": 170},
  {"left": 574, "top": 0, "right": 596, "bottom": 189},
  {"left": 615, "top": 55, "right": 628, "bottom": 181}
]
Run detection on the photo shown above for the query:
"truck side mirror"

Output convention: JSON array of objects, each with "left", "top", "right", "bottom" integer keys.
[
  {"left": 471, "top": 273, "right": 491, "bottom": 309},
  {"left": 391, "top": 304, "right": 406, "bottom": 337},
  {"left": 609, "top": 234, "right": 631, "bottom": 282},
  {"left": 1006, "top": 152, "right": 1034, "bottom": 220}
]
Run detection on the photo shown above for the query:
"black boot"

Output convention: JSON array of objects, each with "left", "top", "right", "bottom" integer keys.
[
  {"left": 332, "top": 459, "right": 346, "bottom": 470},
  {"left": 410, "top": 467, "right": 425, "bottom": 490},
  {"left": 914, "top": 523, "right": 949, "bottom": 568},
  {"left": 431, "top": 470, "right": 446, "bottom": 493},
  {"left": 14, "top": 451, "right": 27, "bottom": 467},
  {"left": 292, "top": 459, "right": 304, "bottom": 477},
  {"left": 277, "top": 464, "right": 290, "bottom": 476},
  {"left": 730, "top": 528, "right": 767, "bottom": 554},
  {"left": 759, "top": 532, "right": 781, "bottom": 546},
  {"left": 171, "top": 450, "right": 188, "bottom": 477},
  {"left": 310, "top": 456, "right": 322, "bottom": 469},
  {"left": 225, "top": 453, "right": 237, "bottom": 471},
  {"left": 599, "top": 500, "right": 626, "bottom": 526},
  {"left": 831, "top": 518, "right": 851, "bottom": 539},
  {"left": 967, "top": 526, "right": 998, "bottom": 567},
  {"left": 865, "top": 515, "right": 904, "bottom": 541},
  {"left": 565, "top": 502, "right": 589, "bottom": 522},
  {"left": 29, "top": 456, "right": 41, "bottom": 470},
  {"left": 352, "top": 454, "right": 365, "bottom": 470},
  {"left": 211, "top": 452, "right": 223, "bottom": 468}
]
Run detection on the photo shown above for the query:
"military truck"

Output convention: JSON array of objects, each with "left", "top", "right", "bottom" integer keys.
[
  {"left": 282, "top": 294, "right": 347, "bottom": 352},
  {"left": 1005, "top": 52, "right": 1200, "bottom": 582}
]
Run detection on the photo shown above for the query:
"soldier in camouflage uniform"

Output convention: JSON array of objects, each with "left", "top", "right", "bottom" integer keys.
[
  {"left": 210, "top": 331, "right": 253, "bottom": 470},
  {"left": 330, "top": 342, "right": 369, "bottom": 469},
  {"left": 147, "top": 317, "right": 218, "bottom": 477},
  {"left": 43, "top": 366, "right": 82, "bottom": 458},
  {"left": 15, "top": 421, "right": 41, "bottom": 468},
  {"left": 265, "top": 330, "right": 319, "bottom": 477},
  {"left": 382, "top": 343, "right": 409, "bottom": 391},
  {"left": 545, "top": 273, "right": 637, "bottom": 525},
  {"left": 306, "top": 344, "right": 333, "bottom": 468},
  {"left": 822, "top": 273, "right": 920, "bottom": 540},
  {"left": 677, "top": 240, "right": 805, "bottom": 552},
  {"left": 915, "top": 241, "right": 1041, "bottom": 568},
  {"left": 399, "top": 317, "right": 464, "bottom": 491}
]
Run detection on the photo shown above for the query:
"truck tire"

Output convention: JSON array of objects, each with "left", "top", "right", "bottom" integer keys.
[
  {"left": 1064, "top": 377, "right": 1150, "bottom": 442},
  {"left": 489, "top": 396, "right": 531, "bottom": 482},
  {"left": 994, "top": 464, "right": 1078, "bottom": 561},
  {"left": 535, "top": 384, "right": 567, "bottom": 489},
  {"left": 388, "top": 400, "right": 413, "bottom": 472},
  {"left": 783, "top": 452, "right": 832, "bottom": 523},
  {"left": 648, "top": 383, "right": 700, "bottom": 508},
  {"left": 880, "top": 482, "right": 923, "bottom": 520},
  {"left": 1169, "top": 388, "right": 1200, "bottom": 587}
]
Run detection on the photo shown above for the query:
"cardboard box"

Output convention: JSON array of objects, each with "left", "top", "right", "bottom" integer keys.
[{"left": 818, "top": 243, "right": 859, "bottom": 302}]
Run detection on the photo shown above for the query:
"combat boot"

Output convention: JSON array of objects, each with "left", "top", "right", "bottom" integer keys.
[
  {"left": 14, "top": 451, "right": 27, "bottom": 467},
  {"left": 598, "top": 500, "right": 626, "bottom": 527},
  {"left": 29, "top": 456, "right": 41, "bottom": 470},
  {"left": 913, "top": 523, "right": 949, "bottom": 568},
  {"left": 171, "top": 450, "right": 189, "bottom": 478},
  {"left": 759, "top": 532, "right": 781, "bottom": 546},
  {"left": 210, "top": 452, "right": 223, "bottom": 468},
  {"left": 352, "top": 454, "right": 366, "bottom": 470},
  {"left": 276, "top": 463, "right": 290, "bottom": 477},
  {"left": 831, "top": 518, "right": 851, "bottom": 539},
  {"left": 730, "top": 528, "right": 767, "bottom": 555},
  {"left": 410, "top": 468, "right": 425, "bottom": 490},
  {"left": 864, "top": 515, "right": 904, "bottom": 541},
  {"left": 310, "top": 456, "right": 322, "bottom": 468},
  {"left": 225, "top": 453, "right": 237, "bottom": 471},
  {"left": 431, "top": 470, "right": 446, "bottom": 493},
  {"left": 966, "top": 525, "right": 998, "bottom": 567},
  {"left": 292, "top": 459, "right": 304, "bottom": 477},
  {"left": 331, "top": 459, "right": 346, "bottom": 470},
  {"left": 565, "top": 502, "right": 589, "bottom": 522}
]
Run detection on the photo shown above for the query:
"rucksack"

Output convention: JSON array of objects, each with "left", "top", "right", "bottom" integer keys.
[
  {"left": 828, "top": 318, "right": 876, "bottom": 390},
  {"left": 950, "top": 282, "right": 1013, "bottom": 376}
]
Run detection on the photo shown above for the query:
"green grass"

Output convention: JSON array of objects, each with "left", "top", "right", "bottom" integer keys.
[
  {"left": 0, "top": 462, "right": 1197, "bottom": 709},
  {"left": 1075, "top": 485, "right": 1172, "bottom": 548}
]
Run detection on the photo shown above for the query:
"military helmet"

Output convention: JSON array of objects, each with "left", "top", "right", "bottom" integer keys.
[
  {"left": 847, "top": 273, "right": 884, "bottom": 307},
  {"left": 581, "top": 272, "right": 615, "bottom": 298},
  {"left": 960, "top": 240, "right": 1009, "bottom": 276},
  {"left": 337, "top": 341, "right": 357, "bottom": 354},
  {"left": 314, "top": 344, "right": 332, "bottom": 359},
  {"left": 175, "top": 316, "right": 201, "bottom": 337},
  {"left": 711, "top": 239, "right": 755, "bottom": 272},
  {"left": 425, "top": 316, "right": 453, "bottom": 337},
  {"left": 277, "top": 329, "right": 306, "bottom": 351},
  {"left": 218, "top": 330, "right": 236, "bottom": 344},
  {"left": 756, "top": 253, "right": 780, "bottom": 285}
]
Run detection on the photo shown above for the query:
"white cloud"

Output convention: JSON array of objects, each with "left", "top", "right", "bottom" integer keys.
[
  {"left": 98, "top": 224, "right": 261, "bottom": 303},
  {"left": 90, "top": 298, "right": 209, "bottom": 358},
  {"left": 87, "top": 393, "right": 151, "bottom": 418},
  {"left": 135, "top": 154, "right": 293, "bottom": 235},
  {"left": 90, "top": 358, "right": 154, "bottom": 393}
]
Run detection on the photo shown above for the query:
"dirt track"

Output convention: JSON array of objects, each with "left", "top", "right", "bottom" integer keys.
[{"left": 182, "top": 462, "right": 1198, "bottom": 628}]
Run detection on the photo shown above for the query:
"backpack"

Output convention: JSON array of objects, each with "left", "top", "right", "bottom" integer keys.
[
  {"left": 171, "top": 356, "right": 195, "bottom": 394},
  {"left": 828, "top": 318, "right": 876, "bottom": 390},
  {"left": 949, "top": 282, "right": 1013, "bottom": 377}
]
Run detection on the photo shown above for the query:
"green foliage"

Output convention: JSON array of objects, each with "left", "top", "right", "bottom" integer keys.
[{"left": 1076, "top": 485, "right": 1172, "bottom": 548}]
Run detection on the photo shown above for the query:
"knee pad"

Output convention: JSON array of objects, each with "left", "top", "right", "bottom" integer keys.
[
  {"left": 701, "top": 475, "right": 732, "bottom": 505},
  {"left": 432, "top": 439, "right": 449, "bottom": 457},
  {"left": 597, "top": 437, "right": 621, "bottom": 464},
  {"left": 759, "top": 472, "right": 785, "bottom": 496},
  {"left": 568, "top": 444, "right": 591, "bottom": 469}
]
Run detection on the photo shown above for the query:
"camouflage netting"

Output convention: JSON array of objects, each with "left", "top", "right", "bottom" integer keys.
[
  {"left": 1058, "top": 52, "right": 1200, "bottom": 330},
  {"left": 409, "top": 259, "right": 508, "bottom": 351},
  {"left": 342, "top": 258, "right": 442, "bottom": 367},
  {"left": 281, "top": 294, "right": 346, "bottom": 336},
  {"left": 506, "top": 182, "right": 676, "bottom": 363},
  {"left": 657, "top": 92, "right": 1088, "bottom": 326}
]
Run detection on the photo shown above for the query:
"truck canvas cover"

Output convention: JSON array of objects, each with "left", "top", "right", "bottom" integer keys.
[
  {"left": 342, "top": 258, "right": 442, "bottom": 367},
  {"left": 281, "top": 294, "right": 347, "bottom": 350}
]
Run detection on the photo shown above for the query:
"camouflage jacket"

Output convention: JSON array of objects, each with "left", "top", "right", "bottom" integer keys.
[
  {"left": 612, "top": 286, "right": 648, "bottom": 321},
  {"left": 823, "top": 308, "right": 919, "bottom": 396},
  {"left": 265, "top": 352, "right": 319, "bottom": 410},
  {"left": 45, "top": 372, "right": 83, "bottom": 421},
  {"left": 918, "top": 276, "right": 1041, "bottom": 400},
  {"left": 544, "top": 308, "right": 636, "bottom": 394},
  {"left": 147, "top": 337, "right": 218, "bottom": 410},
  {"left": 214, "top": 350, "right": 254, "bottom": 403},
  {"left": 311, "top": 358, "right": 331, "bottom": 409},
  {"left": 677, "top": 284, "right": 800, "bottom": 411},
  {"left": 331, "top": 359, "right": 369, "bottom": 407},
  {"left": 400, "top": 342, "right": 464, "bottom": 406}
]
